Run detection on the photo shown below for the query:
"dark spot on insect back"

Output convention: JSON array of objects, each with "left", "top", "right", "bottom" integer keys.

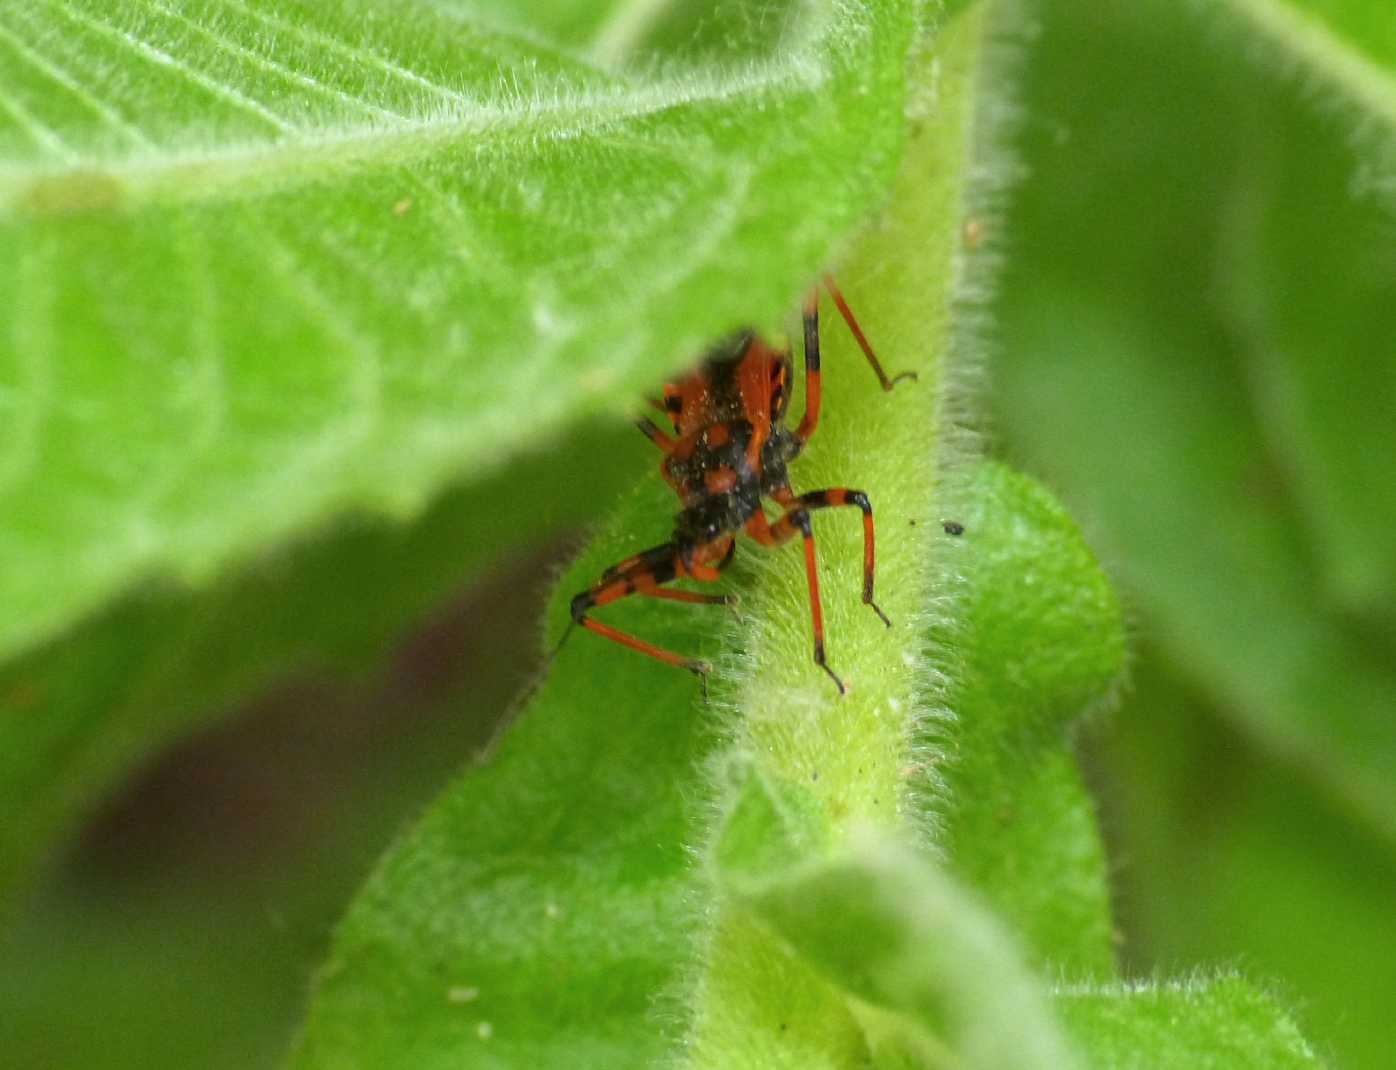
[{"left": 942, "top": 520, "right": 964, "bottom": 536}]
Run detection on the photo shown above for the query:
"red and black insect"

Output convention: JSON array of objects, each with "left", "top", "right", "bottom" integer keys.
[{"left": 566, "top": 276, "right": 913, "bottom": 695}]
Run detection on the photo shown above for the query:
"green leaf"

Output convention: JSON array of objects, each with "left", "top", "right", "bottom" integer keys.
[
  {"left": 1100, "top": 649, "right": 1396, "bottom": 1070},
  {"left": 993, "top": 0, "right": 1396, "bottom": 847},
  {"left": 721, "top": 829, "right": 1082, "bottom": 1070},
  {"left": 1208, "top": 0, "right": 1396, "bottom": 615},
  {"left": 0, "top": 597, "right": 538, "bottom": 1070},
  {"left": 293, "top": 5, "right": 993, "bottom": 1064},
  {"left": 3, "top": 886, "right": 316, "bottom": 1069},
  {"left": 0, "top": 0, "right": 914, "bottom": 664},
  {"left": 1058, "top": 977, "right": 1322, "bottom": 1069},
  {"left": 464, "top": 0, "right": 804, "bottom": 69},
  {"left": 294, "top": 5, "right": 1325, "bottom": 1064},
  {"left": 933, "top": 461, "right": 1124, "bottom": 977},
  {"left": 0, "top": 0, "right": 918, "bottom": 904},
  {"left": 672, "top": 7, "right": 1017, "bottom": 1059},
  {"left": 288, "top": 478, "right": 723, "bottom": 1070},
  {"left": 1217, "top": 0, "right": 1396, "bottom": 148},
  {"left": 991, "top": 1, "right": 1394, "bottom": 1062},
  {"left": 1216, "top": 86, "right": 1396, "bottom": 622}
]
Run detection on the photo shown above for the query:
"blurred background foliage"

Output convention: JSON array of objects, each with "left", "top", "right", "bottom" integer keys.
[
  {"left": 3, "top": 0, "right": 1394, "bottom": 1067},
  {"left": 993, "top": 2, "right": 1396, "bottom": 1069}
]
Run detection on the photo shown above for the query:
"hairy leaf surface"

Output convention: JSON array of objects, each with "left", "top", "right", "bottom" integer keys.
[
  {"left": 0, "top": 0, "right": 914, "bottom": 662},
  {"left": 0, "top": 0, "right": 915, "bottom": 904},
  {"left": 1059, "top": 978, "right": 1322, "bottom": 1069},
  {"left": 293, "top": 9, "right": 991, "bottom": 1064}
]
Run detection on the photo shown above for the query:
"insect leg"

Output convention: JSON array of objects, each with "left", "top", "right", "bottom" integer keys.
[
  {"left": 640, "top": 587, "right": 731, "bottom": 606},
  {"left": 635, "top": 416, "right": 676, "bottom": 452},
  {"left": 794, "top": 292, "right": 823, "bottom": 445},
  {"left": 784, "top": 487, "right": 889, "bottom": 626},
  {"left": 745, "top": 509, "right": 845, "bottom": 694},
  {"left": 821, "top": 275, "right": 916, "bottom": 391},
  {"left": 568, "top": 543, "right": 714, "bottom": 686}
]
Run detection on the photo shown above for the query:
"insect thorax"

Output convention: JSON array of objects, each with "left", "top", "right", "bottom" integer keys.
[{"left": 667, "top": 421, "right": 801, "bottom": 549}]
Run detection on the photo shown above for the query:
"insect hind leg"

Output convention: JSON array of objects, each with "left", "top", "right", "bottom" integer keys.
[
  {"left": 567, "top": 542, "right": 718, "bottom": 689},
  {"left": 746, "top": 507, "right": 845, "bottom": 695}
]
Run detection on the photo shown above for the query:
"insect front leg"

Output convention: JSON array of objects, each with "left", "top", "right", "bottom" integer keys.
[
  {"left": 793, "top": 293, "right": 823, "bottom": 445},
  {"left": 774, "top": 486, "right": 889, "bottom": 627},
  {"left": 635, "top": 416, "right": 676, "bottom": 452}
]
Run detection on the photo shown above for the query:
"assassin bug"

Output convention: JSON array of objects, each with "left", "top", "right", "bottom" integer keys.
[{"left": 566, "top": 276, "right": 914, "bottom": 695}]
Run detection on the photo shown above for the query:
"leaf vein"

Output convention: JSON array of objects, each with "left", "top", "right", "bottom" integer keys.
[
  {"left": 139, "top": 0, "right": 409, "bottom": 124},
  {"left": 0, "top": 16, "right": 152, "bottom": 149},
  {"left": 44, "top": 0, "right": 297, "bottom": 135},
  {"left": 252, "top": 223, "right": 384, "bottom": 484},
  {"left": 0, "top": 72, "right": 78, "bottom": 163},
  {"left": 1, "top": 48, "right": 823, "bottom": 213},
  {"left": 125, "top": 219, "right": 228, "bottom": 536},
  {"left": 213, "top": 0, "right": 476, "bottom": 108}
]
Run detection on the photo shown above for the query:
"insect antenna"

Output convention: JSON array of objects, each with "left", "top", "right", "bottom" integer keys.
[{"left": 546, "top": 619, "right": 578, "bottom": 667}]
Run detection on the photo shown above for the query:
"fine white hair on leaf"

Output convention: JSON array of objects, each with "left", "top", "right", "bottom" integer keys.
[
  {"left": 901, "top": 0, "right": 1039, "bottom": 847},
  {"left": 666, "top": 3, "right": 1040, "bottom": 1062}
]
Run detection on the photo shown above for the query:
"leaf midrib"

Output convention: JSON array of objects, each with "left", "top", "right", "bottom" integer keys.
[{"left": 0, "top": 7, "right": 841, "bottom": 220}]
